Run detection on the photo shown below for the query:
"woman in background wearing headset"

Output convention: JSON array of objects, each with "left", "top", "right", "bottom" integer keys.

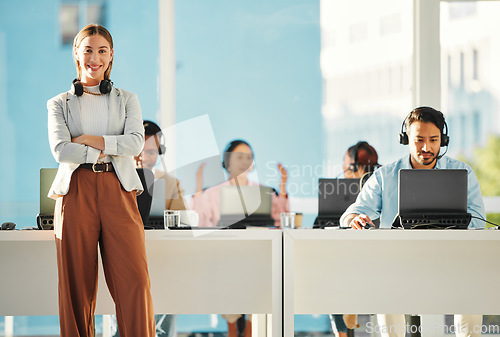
[
  {"left": 342, "top": 141, "right": 380, "bottom": 181},
  {"left": 191, "top": 139, "right": 289, "bottom": 227},
  {"left": 47, "top": 24, "right": 155, "bottom": 337},
  {"left": 191, "top": 139, "right": 289, "bottom": 337}
]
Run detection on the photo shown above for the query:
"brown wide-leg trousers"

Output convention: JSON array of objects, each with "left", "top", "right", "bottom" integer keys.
[{"left": 54, "top": 168, "right": 155, "bottom": 337}]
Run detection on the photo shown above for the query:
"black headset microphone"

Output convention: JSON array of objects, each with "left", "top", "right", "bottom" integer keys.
[{"left": 72, "top": 78, "right": 113, "bottom": 96}]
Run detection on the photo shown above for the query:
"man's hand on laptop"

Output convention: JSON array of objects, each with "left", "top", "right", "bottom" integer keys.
[{"left": 344, "top": 214, "right": 374, "bottom": 230}]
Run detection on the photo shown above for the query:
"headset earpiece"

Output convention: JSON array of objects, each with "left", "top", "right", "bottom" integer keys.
[
  {"left": 399, "top": 130, "right": 409, "bottom": 145},
  {"left": 153, "top": 131, "right": 166, "bottom": 155},
  {"left": 158, "top": 142, "right": 166, "bottom": 155},
  {"left": 399, "top": 118, "right": 409, "bottom": 145},
  {"left": 441, "top": 122, "right": 449, "bottom": 147},
  {"left": 72, "top": 78, "right": 84, "bottom": 97},
  {"left": 99, "top": 79, "right": 113, "bottom": 94},
  {"left": 441, "top": 134, "right": 449, "bottom": 147}
]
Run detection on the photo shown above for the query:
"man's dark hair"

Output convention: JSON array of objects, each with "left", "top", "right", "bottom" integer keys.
[
  {"left": 405, "top": 106, "right": 446, "bottom": 133},
  {"left": 143, "top": 120, "right": 162, "bottom": 136}
]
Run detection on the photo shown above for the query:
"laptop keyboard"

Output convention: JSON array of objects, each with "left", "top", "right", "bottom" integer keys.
[
  {"left": 392, "top": 213, "right": 471, "bottom": 229},
  {"left": 313, "top": 218, "right": 340, "bottom": 229}
]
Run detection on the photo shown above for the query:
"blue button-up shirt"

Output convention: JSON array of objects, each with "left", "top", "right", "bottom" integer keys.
[{"left": 340, "top": 155, "right": 486, "bottom": 229}]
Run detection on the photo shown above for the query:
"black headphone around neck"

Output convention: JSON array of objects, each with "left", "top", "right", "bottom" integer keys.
[
  {"left": 143, "top": 120, "right": 166, "bottom": 155},
  {"left": 399, "top": 107, "right": 450, "bottom": 147},
  {"left": 72, "top": 78, "right": 113, "bottom": 97}
]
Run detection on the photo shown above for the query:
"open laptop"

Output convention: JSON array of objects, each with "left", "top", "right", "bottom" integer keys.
[
  {"left": 37, "top": 168, "right": 155, "bottom": 229},
  {"left": 37, "top": 168, "right": 58, "bottom": 230},
  {"left": 136, "top": 168, "right": 155, "bottom": 228},
  {"left": 391, "top": 169, "right": 471, "bottom": 229},
  {"left": 313, "top": 178, "right": 360, "bottom": 228},
  {"left": 145, "top": 178, "right": 167, "bottom": 229},
  {"left": 217, "top": 185, "right": 275, "bottom": 228}
]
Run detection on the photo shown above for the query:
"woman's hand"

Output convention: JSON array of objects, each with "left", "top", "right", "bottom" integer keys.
[
  {"left": 194, "top": 163, "right": 206, "bottom": 195},
  {"left": 278, "top": 162, "right": 288, "bottom": 197}
]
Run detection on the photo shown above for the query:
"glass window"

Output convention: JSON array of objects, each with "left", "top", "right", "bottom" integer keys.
[
  {"left": 321, "top": 0, "right": 412, "bottom": 169},
  {"left": 473, "top": 48, "right": 479, "bottom": 81},
  {"left": 349, "top": 22, "right": 367, "bottom": 43},
  {"left": 473, "top": 110, "right": 481, "bottom": 145},
  {"left": 60, "top": 4, "right": 79, "bottom": 45},
  {"left": 175, "top": 0, "right": 322, "bottom": 226},
  {"left": 380, "top": 13, "right": 401, "bottom": 36},
  {"left": 440, "top": 1, "right": 500, "bottom": 157},
  {"left": 60, "top": 1, "right": 106, "bottom": 46},
  {"left": 460, "top": 51, "right": 465, "bottom": 88},
  {"left": 447, "top": 54, "right": 452, "bottom": 89}
]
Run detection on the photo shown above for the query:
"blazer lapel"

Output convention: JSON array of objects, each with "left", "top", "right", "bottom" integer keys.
[
  {"left": 66, "top": 93, "right": 84, "bottom": 135},
  {"left": 107, "top": 87, "right": 121, "bottom": 134}
]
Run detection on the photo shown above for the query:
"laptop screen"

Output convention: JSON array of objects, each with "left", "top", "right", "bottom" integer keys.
[
  {"left": 220, "top": 185, "right": 273, "bottom": 216},
  {"left": 40, "top": 168, "right": 58, "bottom": 215},
  {"left": 399, "top": 169, "right": 468, "bottom": 214},
  {"left": 149, "top": 178, "right": 166, "bottom": 216},
  {"left": 318, "top": 178, "right": 360, "bottom": 216}
]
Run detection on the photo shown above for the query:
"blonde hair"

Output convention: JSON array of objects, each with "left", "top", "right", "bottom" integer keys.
[{"left": 73, "top": 24, "right": 114, "bottom": 80}]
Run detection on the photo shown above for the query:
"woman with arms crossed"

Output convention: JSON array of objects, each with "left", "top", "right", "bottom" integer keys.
[{"left": 47, "top": 24, "right": 155, "bottom": 337}]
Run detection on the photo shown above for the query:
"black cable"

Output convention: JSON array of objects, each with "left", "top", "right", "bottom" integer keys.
[
  {"left": 471, "top": 215, "right": 500, "bottom": 228},
  {"left": 408, "top": 223, "right": 464, "bottom": 230}
]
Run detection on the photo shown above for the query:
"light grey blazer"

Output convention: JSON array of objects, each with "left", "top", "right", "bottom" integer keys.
[{"left": 47, "top": 85, "right": 145, "bottom": 199}]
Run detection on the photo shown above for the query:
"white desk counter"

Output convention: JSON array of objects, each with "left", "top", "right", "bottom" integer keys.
[
  {"left": 4, "top": 228, "right": 500, "bottom": 337},
  {"left": 0, "top": 229, "right": 282, "bottom": 336},
  {"left": 284, "top": 229, "right": 500, "bottom": 336}
]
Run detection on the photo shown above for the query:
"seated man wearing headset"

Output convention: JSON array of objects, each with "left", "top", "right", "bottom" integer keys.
[
  {"left": 135, "top": 120, "right": 187, "bottom": 211},
  {"left": 340, "top": 107, "right": 486, "bottom": 337}
]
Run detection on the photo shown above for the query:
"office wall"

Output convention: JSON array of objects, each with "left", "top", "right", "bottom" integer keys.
[{"left": 175, "top": 0, "right": 323, "bottom": 200}]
